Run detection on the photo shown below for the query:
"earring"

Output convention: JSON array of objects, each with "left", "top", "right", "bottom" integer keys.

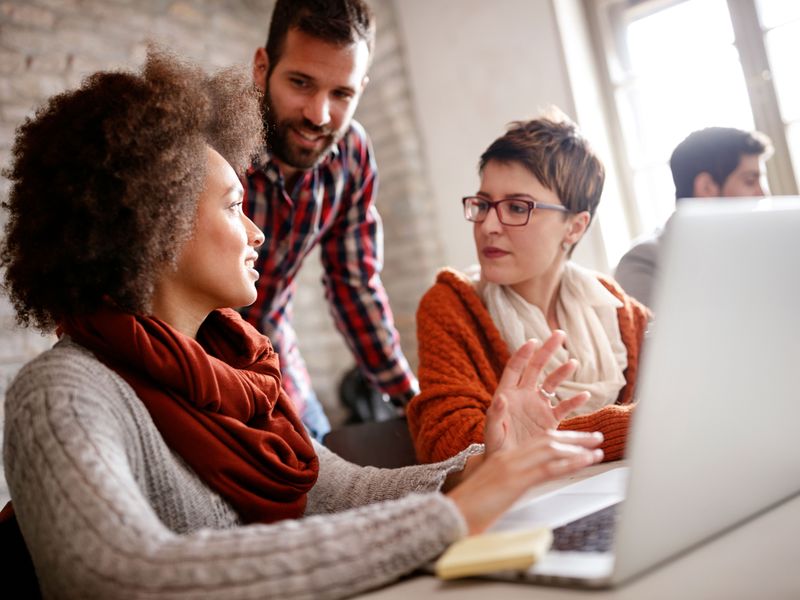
[{"left": 561, "top": 241, "right": 569, "bottom": 252}]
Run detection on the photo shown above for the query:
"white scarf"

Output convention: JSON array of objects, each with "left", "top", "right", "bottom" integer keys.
[{"left": 480, "top": 262, "right": 628, "bottom": 417}]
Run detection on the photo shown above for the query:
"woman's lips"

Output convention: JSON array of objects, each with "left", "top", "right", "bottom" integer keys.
[
  {"left": 482, "top": 247, "right": 510, "bottom": 259},
  {"left": 245, "top": 254, "right": 259, "bottom": 278}
]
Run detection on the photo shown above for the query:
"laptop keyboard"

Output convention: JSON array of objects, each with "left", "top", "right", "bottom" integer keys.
[{"left": 551, "top": 503, "right": 621, "bottom": 552}]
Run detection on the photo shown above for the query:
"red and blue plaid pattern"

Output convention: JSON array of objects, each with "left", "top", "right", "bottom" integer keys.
[{"left": 241, "top": 121, "right": 418, "bottom": 422}]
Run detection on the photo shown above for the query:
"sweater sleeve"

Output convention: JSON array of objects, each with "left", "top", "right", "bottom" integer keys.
[
  {"left": 4, "top": 361, "right": 467, "bottom": 600},
  {"left": 558, "top": 404, "right": 635, "bottom": 462},
  {"left": 407, "top": 280, "right": 504, "bottom": 463},
  {"left": 306, "top": 441, "right": 484, "bottom": 514}
]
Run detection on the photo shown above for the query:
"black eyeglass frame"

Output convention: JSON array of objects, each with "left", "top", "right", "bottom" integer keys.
[{"left": 461, "top": 195, "right": 570, "bottom": 226}]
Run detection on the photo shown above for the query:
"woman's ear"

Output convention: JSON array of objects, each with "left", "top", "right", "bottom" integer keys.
[{"left": 564, "top": 211, "right": 591, "bottom": 246}]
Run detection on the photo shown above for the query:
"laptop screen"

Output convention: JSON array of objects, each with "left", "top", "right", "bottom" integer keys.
[{"left": 612, "top": 197, "right": 800, "bottom": 583}]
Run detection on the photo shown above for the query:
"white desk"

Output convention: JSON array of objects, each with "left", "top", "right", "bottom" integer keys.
[{"left": 354, "top": 463, "right": 800, "bottom": 599}]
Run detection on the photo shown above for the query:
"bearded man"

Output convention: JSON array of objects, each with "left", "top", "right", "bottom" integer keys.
[{"left": 241, "top": 0, "right": 418, "bottom": 439}]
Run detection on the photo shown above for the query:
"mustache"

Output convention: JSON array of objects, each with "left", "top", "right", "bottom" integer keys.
[
  {"left": 293, "top": 118, "right": 333, "bottom": 137},
  {"left": 261, "top": 98, "right": 332, "bottom": 136},
  {"left": 260, "top": 88, "right": 334, "bottom": 139}
]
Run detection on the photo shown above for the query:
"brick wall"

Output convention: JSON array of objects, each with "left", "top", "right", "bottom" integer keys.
[{"left": 0, "top": 0, "right": 441, "bottom": 501}]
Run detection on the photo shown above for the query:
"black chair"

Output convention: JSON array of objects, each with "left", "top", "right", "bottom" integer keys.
[
  {"left": 338, "top": 366, "right": 399, "bottom": 424},
  {"left": 0, "top": 502, "right": 41, "bottom": 599},
  {"left": 323, "top": 417, "right": 418, "bottom": 469}
]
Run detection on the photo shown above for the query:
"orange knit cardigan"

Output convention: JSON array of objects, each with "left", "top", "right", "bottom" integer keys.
[{"left": 407, "top": 268, "right": 650, "bottom": 463}]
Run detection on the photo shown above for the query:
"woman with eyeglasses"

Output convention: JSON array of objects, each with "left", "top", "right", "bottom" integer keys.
[{"left": 407, "top": 112, "right": 651, "bottom": 464}]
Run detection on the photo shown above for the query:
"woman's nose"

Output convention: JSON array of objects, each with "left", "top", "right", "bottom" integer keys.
[
  {"left": 245, "top": 216, "right": 265, "bottom": 248},
  {"left": 480, "top": 205, "right": 503, "bottom": 233}
]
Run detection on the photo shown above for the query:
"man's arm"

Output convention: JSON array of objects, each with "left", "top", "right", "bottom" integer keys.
[
  {"left": 319, "top": 130, "right": 418, "bottom": 406},
  {"left": 613, "top": 236, "right": 660, "bottom": 308}
]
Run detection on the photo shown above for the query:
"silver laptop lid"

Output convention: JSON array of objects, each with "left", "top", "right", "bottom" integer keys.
[{"left": 612, "top": 197, "right": 800, "bottom": 584}]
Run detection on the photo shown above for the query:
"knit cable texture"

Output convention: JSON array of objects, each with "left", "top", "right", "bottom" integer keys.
[{"left": 4, "top": 339, "right": 475, "bottom": 600}]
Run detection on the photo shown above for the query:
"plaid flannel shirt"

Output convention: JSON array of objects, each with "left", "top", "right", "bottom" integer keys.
[{"left": 240, "top": 121, "right": 418, "bottom": 426}]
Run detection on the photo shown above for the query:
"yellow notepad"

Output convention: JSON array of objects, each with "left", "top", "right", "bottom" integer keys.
[{"left": 435, "top": 527, "right": 553, "bottom": 580}]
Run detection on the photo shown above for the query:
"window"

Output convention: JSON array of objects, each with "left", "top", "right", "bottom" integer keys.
[
  {"left": 588, "top": 0, "right": 799, "bottom": 239},
  {"left": 753, "top": 0, "right": 800, "bottom": 186}
]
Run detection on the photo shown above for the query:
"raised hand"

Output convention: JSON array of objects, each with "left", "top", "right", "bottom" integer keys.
[{"left": 483, "top": 330, "right": 593, "bottom": 455}]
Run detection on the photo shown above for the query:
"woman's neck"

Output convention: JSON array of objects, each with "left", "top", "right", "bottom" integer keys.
[
  {"left": 509, "top": 261, "right": 566, "bottom": 330},
  {"left": 149, "top": 284, "right": 210, "bottom": 339}
]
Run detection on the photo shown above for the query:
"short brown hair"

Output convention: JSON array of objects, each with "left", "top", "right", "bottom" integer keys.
[
  {"left": 479, "top": 113, "right": 605, "bottom": 220},
  {"left": 265, "top": 0, "right": 376, "bottom": 72},
  {"left": 1, "top": 50, "right": 263, "bottom": 332}
]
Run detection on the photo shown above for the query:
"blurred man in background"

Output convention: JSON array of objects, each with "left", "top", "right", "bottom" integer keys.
[{"left": 614, "top": 127, "right": 772, "bottom": 307}]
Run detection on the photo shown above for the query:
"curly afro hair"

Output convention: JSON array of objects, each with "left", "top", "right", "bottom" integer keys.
[{"left": 1, "top": 49, "right": 264, "bottom": 332}]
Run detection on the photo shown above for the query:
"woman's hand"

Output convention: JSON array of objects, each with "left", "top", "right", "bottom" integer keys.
[
  {"left": 447, "top": 430, "right": 603, "bottom": 534},
  {"left": 484, "top": 330, "right": 591, "bottom": 455}
]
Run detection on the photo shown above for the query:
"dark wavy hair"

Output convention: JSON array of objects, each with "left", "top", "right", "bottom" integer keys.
[
  {"left": 265, "top": 0, "right": 375, "bottom": 74},
  {"left": 1, "top": 50, "right": 264, "bottom": 332}
]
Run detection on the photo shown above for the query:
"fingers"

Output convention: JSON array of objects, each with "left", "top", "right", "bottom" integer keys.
[
  {"left": 484, "top": 393, "right": 509, "bottom": 454},
  {"left": 497, "top": 339, "right": 538, "bottom": 390},
  {"left": 539, "top": 358, "right": 578, "bottom": 396},
  {"left": 529, "top": 439, "right": 604, "bottom": 480},
  {"left": 546, "top": 428, "right": 604, "bottom": 448},
  {"left": 552, "top": 391, "right": 590, "bottom": 420},
  {"left": 500, "top": 433, "right": 602, "bottom": 475},
  {"left": 519, "top": 330, "right": 566, "bottom": 388},
  {"left": 543, "top": 447, "right": 604, "bottom": 478},
  {"left": 479, "top": 439, "right": 602, "bottom": 504},
  {"left": 499, "top": 330, "right": 576, "bottom": 399},
  {"left": 447, "top": 433, "right": 603, "bottom": 535}
]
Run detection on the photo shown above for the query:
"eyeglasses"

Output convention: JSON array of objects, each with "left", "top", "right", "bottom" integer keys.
[{"left": 462, "top": 196, "right": 569, "bottom": 226}]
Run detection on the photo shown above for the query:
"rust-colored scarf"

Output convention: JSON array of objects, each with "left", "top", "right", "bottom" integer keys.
[{"left": 61, "top": 307, "right": 319, "bottom": 524}]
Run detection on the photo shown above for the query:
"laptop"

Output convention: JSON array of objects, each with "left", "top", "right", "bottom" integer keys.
[{"left": 482, "top": 197, "right": 800, "bottom": 587}]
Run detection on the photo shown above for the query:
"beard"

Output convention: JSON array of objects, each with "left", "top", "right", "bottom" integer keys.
[{"left": 261, "top": 86, "right": 343, "bottom": 170}]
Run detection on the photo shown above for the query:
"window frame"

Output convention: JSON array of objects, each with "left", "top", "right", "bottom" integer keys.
[{"left": 584, "top": 0, "right": 799, "bottom": 240}]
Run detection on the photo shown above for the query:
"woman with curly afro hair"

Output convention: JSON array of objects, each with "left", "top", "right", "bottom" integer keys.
[{"left": 1, "top": 50, "right": 603, "bottom": 599}]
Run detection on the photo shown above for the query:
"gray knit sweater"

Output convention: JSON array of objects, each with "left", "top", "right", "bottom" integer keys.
[{"left": 3, "top": 339, "right": 475, "bottom": 599}]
